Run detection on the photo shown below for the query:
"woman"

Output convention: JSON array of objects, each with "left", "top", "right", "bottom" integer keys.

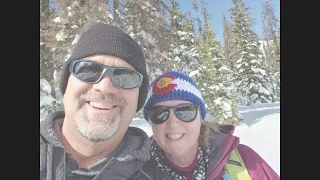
[{"left": 143, "top": 71, "right": 279, "bottom": 180}]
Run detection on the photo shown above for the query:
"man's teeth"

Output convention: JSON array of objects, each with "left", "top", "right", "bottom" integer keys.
[
  {"left": 166, "top": 133, "right": 183, "bottom": 139},
  {"left": 89, "top": 102, "right": 114, "bottom": 109}
]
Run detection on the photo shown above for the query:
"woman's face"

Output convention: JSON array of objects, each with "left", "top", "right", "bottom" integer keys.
[{"left": 150, "top": 100, "right": 201, "bottom": 158}]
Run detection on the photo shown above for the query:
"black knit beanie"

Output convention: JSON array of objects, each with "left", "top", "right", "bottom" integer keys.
[{"left": 59, "top": 22, "right": 149, "bottom": 112}]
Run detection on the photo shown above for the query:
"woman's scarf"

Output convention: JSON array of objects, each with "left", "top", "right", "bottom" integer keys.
[{"left": 151, "top": 139, "right": 211, "bottom": 180}]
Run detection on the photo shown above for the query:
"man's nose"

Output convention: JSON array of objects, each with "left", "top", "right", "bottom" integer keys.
[{"left": 91, "top": 72, "right": 118, "bottom": 94}]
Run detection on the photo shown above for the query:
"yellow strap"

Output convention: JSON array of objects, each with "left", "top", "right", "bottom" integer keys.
[{"left": 225, "top": 148, "right": 252, "bottom": 180}]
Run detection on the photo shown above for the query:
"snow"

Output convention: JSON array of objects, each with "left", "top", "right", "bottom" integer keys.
[
  {"left": 71, "top": 34, "right": 80, "bottom": 45},
  {"left": 56, "top": 29, "right": 67, "bottom": 41},
  {"left": 189, "top": 70, "right": 199, "bottom": 77},
  {"left": 40, "top": 79, "right": 52, "bottom": 94},
  {"left": 53, "top": 17, "right": 61, "bottom": 23},
  {"left": 251, "top": 66, "right": 266, "bottom": 75}
]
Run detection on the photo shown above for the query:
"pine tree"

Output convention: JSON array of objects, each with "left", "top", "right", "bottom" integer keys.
[
  {"left": 123, "top": 0, "right": 171, "bottom": 80},
  {"left": 193, "top": 0, "right": 241, "bottom": 125},
  {"left": 192, "top": 0, "right": 203, "bottom": 38},
  {"left": 40, "top": 79, "right": 62, "bottom": 121},
  {"left": 168, "top": 0, "right": 200, "bottom": 74},
  {"left": 122, "top": 0, "right": 172, "bottom": 117},
  {"left": 41, "top": 0, "right": 113, "bottom": 102},
  {"left": 113, "top": 0, "right": 122, "bottom": 26},
  {"left": 222, "top": 13, "right": 231, "bottom": 60},
  {"left": 40, "top": 0, "right": 56, "bottom": 95},
  {"left": 229, "top": 0, "right": 274, "bottom": 106},
  {"left": 261, "top": 0, "right": 280, "bottom": 101}
]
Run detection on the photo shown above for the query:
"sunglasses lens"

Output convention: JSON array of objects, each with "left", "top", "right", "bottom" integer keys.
[
  {"left": 148, "top": 106, "right": 169, "bottom": 124},
  {"left": 70, "top": 60, "right": 143, "bottom": 89},
  {"left": 112, "top": 69, "right": 142, "bottom": 89},
  {"left": 148, "top": 104, "right": 198, "bottom": 124},
  {"left": 72, "top": 61, "right": 103, "bottom": 83},
  {"left": 175, "top": 104, "right": 198, "bottom": 122}
]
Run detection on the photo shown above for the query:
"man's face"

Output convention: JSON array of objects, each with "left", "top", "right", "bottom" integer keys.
[{"left": 63, "top": 54, "right": 140, "bottom": 142}]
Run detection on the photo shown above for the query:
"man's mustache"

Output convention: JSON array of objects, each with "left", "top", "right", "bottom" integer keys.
[{"left": 78, "top": 92, "right": 127, "bottom": 109}]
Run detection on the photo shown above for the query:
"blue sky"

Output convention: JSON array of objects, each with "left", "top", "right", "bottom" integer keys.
[{"left": 177, "top": 0, "right": 280, "bottom": 43}]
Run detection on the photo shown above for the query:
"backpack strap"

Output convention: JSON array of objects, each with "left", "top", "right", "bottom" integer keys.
[{"left": 224, "top": 148, "right": 252, "bottom": 180}]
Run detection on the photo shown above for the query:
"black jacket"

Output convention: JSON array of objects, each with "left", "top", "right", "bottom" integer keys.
[{"left": 40, "top": 111, "right": 152, "bottom": 180}]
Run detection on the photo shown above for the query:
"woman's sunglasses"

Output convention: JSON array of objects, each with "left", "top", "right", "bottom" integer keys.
[
  {"left": 69, "top": 60, "right": 143, "bottom": 89},
  {"left": 147, "top": 103, "right": 199, "bottom": 124}
]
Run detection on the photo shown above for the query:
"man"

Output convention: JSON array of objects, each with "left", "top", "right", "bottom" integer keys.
[{"left": 40, "top": 22, "right": 152, "bottom": 180}]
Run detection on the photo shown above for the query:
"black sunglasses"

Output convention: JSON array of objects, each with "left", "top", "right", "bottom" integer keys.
[
  {"left": 147, "top": 103, "right": 199, "bottom": 124},
  {"left": 69, "top": 60, "right": 143, "bottom": 89}
]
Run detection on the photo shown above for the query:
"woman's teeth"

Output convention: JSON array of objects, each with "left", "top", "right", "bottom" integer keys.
[{"left": 166, "top": 133, "right": 183, "bottom": 140}]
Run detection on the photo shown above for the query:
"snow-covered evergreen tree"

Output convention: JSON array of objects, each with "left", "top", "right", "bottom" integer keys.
[
  {"left": 192, "top": 0, "right": 241, "bottom": 125},
  {"left": 40, "top": 79, "right": 62, "bottom": 121},
  {"left": 229, "top": 0, "right": 274, "bottom": 106},
  {"left": 123, "top": 0, "right": 173, "bottom": 117},
  {"left": 261, "top": 0, "right": 280, "bottom": 101},
  {"left": 123, "top": 0, "right": 171, "bottom": 80},
  {"left": 168, "top": 0, "right": 200, "bottom": 74},
  {"left": 40, "top": 0, "right": 58, "bottom": 98},
  {"left": 222, "top": 13, "right": 231, "bottom": 62},
  {"left": 42, "top": 0, "right": 113, "bottom": 99}
]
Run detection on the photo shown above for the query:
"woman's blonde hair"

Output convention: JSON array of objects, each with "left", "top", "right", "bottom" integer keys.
[{"left": 198, "top": 120, "right": 219, "bottom": 149}]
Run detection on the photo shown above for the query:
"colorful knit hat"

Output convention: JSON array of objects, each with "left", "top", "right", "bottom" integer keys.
[{"left": 143, "top": 71, "right": 206, "bottom": 122}]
